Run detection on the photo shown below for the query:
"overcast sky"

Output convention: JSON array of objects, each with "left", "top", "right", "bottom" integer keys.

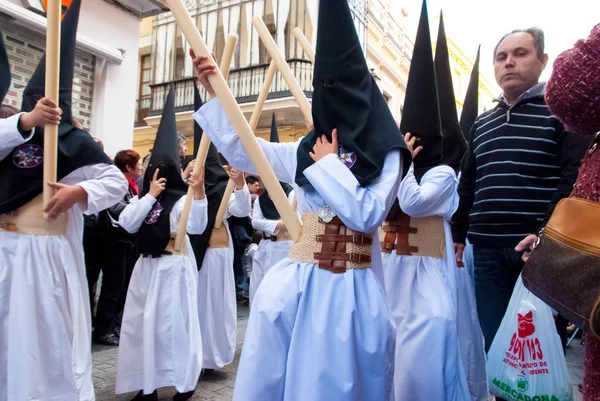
[{"left": 392, "top": 0, "right": 600, "bottom": 94}]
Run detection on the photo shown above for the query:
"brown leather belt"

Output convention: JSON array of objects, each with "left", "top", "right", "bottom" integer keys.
[
  {"left": 0, "top": 194, "right": 68, "bottom": 236},
  {"left": 288, "top": 212, "right": 372, "bottom": 273},
  {"left": 380, "top": 211, "right": 445, "bottom": 259},
  {"left": 209, "top": 224, "right": 229, "bottom": 249},
  {"left": 262, "top": 230, "right": 291, "bottom": 242}
]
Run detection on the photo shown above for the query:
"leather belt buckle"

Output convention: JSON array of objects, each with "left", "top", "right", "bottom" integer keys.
[{"left": 0, "top": 222, "right": 17, "bottom": 232}]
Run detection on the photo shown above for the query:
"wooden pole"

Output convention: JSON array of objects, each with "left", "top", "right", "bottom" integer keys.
[
  {"left": 174, "top": 33, "right": 238, "bottom": 252},
  {"left": 220, "top": 33, "right": 237, "bottom": 79},
  {"left": 293, "top": 27, "right": 315, "bottom": 64},
  {"left": 165, "top": 0, "right": 301, "bottom": 243},
  {"left": 214, "top": 59, "right": 277, "bottom": 229},
  {"left": 252, "top": 17, "right": 312, "bottom": 127},
  {"left": 43, "top": 0, "right": 61, "bottom": 211}
]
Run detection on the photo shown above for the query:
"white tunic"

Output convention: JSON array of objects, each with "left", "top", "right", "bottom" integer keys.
[
  {"left": 197, "top": 186, "right": 251, "bottom": 369},
  {"left": 115, "top": 194, "right": 207, "bottom": 394},
  {"left": 249, "top": 190, "right": 295, "bottom": 306},
  {"left": 195, "top": 99, "right": 402, "bottom": 401},
  {"left": 0, "top": 113, "right": 128, "bottom": 401},
  {"left": 381, "top": 164, "right": 471, "bottom": 401}
]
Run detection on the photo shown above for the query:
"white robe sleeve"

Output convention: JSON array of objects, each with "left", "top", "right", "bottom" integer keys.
[
  {"left": 118, "top": 194, "right": 156, "bottom": 234},
  {"left": 227, "top": 183, "right": 252, "bottom": 219},
  {"left": 194, "top": 99, "right": 299, "bottom": 184},
  {"left": 185, "top": 196, "right": 209, "bottom": 235},
  {"left": 0, "top": 113, "right": 35, "bottom": 162},
  {"left": 303, "top": 151, "right": 403, "bottom": 233},
  {"left": 75, "top": 164, "right": 129, "bottom": 215},
  {"left": 251, "top": 196, "right": 279, "bottom": 236},
  {"left": 397, "top": 165, "right": 458, "bottom": 220}
]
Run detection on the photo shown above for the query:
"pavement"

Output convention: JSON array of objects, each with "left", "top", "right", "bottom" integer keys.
[{"left": 93, "top": 304, "right": 586, "bottom": 401}]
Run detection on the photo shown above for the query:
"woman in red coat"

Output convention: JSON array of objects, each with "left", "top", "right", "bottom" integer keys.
[{"left": 518, "top": 22, "right": 600, "bottom": 401}]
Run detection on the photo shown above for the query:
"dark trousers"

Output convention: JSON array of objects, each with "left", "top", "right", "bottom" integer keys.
[
  {"left": 473, "top": 245, "right": 569, "bottom": 353},
  {"left": 233, "top": 243, "right": 248, "bottom": 293},
  {"left": 84, "top": 229, "right": 131, "bottom": 336}
]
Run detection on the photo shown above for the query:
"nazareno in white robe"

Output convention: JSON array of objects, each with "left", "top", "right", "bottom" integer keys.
[
  {"left": 249, "top": 190, "right": 295, "bottom": 306},
  {"left": 196, "top": 186, "right": 251, "bottom": 369},
  {"left": 195, "top": 98, "right": 403, "bottom": 401},
  {"left": 381, "top": 164, "right": 471, "bottom": 401},
  {"left": 0, "top": 113, "right": 128, "bottom": 401},
  {"left": 115, "top": 194, "right": 206, "bottom": 395}
]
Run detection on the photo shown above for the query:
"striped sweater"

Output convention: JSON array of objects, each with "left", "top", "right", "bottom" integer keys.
[{"left": 451, "top": 83, "right": 589, "bottom": 247}]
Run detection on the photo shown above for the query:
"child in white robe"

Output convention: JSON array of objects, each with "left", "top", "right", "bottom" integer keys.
[
  {"left": 1, "top": 4, "right": 128, "bottom": 398},
  {"left": 115, "top": 87, "right": 205, "bottom": 401},
  {"left": 197, "top": 168, "right": 250, "bottom": 371}
]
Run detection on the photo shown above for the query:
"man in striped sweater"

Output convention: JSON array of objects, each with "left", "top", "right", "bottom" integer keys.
[{"left": 452, "top": 28, "right": 589, "bottom": 353}]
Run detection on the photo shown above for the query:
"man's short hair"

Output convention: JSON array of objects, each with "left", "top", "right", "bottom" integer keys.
[
  {"left": 494, "top": 27, "right": 545, "bottom": 60},
  {"left": 246, "top": 176, "right": 259, "bottom": 185},
  {"left": 177, "top": 131, "right": 186, "bottom": 144},
  {"left": 0, "top": 104, "right": 20, "bottom": 119}
]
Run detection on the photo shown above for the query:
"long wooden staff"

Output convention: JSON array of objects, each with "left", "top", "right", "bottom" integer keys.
[
  {"left": 293, "top": 27, "right": 315, "bottom": 64},
  {"left": 174, "top": 33, "right": 238, "bottom": 251},
  {"left": 290, "top": 27, "right": 314, "bottom": 214},
  {"left": 214, "top": 59, "right": 277, "bottom": 229},
  {"left": 252, "top": 17, "right": 312, "bottom": 127},
  {"left": 43, "top": 0, "right": 61, "bottom": 210},
  {"left": 165, "top": 0, "right": 301, "bottom": 243}
]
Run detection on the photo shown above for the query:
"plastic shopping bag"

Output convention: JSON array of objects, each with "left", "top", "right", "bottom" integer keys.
[{"left": 487, "top": 275, "right": 572, "bottom": 401}]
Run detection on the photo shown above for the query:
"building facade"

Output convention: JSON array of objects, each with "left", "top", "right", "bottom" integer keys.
[
  {"left": 1, "top": 0, "right": 166, "bottom": 156},
  {"left": 132, "top": 0, "right": 368, "bottom": 156},
  {"left": 131, "top": 0, "right": 498, "bottom": 155}
]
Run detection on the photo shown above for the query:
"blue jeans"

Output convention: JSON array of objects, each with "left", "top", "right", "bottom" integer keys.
[{"left": 472, "top": 245, "right": 523, "bottom": 353}]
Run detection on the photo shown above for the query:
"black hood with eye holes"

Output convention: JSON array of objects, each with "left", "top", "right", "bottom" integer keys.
[{"left": 294, "top": 0, "right": 410, "bottom": 188}]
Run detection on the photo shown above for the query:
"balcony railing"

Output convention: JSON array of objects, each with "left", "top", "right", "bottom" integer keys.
[
  {"left": 134, "top": 59, "right": 313, "bottom": 125},
  {"left": 135, "top": 96, "right": 151, "bottom": 127}
]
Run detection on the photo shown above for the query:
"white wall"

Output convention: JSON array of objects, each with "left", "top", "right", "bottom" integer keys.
[
  {"left": 79, "top": 0, "right": 140, "bottom": 156},
  {"left": 6, "top": 0, "right": 141, "bottom": 156}
]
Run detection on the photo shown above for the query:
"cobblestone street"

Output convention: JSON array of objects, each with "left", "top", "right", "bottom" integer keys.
[
  {"left": 93, "top": 303, "right": 585, "bottom": 401},
  {"left": 93, "top": 305, "right": 249, "bottom": 401}
]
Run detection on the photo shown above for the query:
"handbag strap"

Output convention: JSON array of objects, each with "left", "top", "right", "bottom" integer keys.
[{"left": 590, "top": 296, "right": 600, "bottom": 342}]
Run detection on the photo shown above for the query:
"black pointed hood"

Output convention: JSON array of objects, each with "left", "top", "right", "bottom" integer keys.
[
  {"left": 0, "top": 0, "right": 109, "bottom": 215},
  {"left": 137, "top": 85, "right": 188, "bottom": 256},
  {"left": 434, "top": 11, "right": 466, "bottom": 171},
  {"left": 400, "top": 0, "right": 442, "bottom": 181},
  {"left": 21, "top": 0, "right": 81, "bottom": 126},
  {"left": 0, "top": 31, "right": 10, "bottom": 102},
  {"left": 188, "top": 83, "right": 229, "bottom": 268},
  {"left": 294, "top": 0, "right": 409, "bottom": 187},
  {"left": 270, "top": 113, "right": 280, "bottom": 143},
  {"left": 460, "top": 46, "right": 480, "bottom": 138},
  {"left": 261, "top": 115, "right": 292, "bottom": 220}
]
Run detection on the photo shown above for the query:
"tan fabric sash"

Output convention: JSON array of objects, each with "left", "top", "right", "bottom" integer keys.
[
  {"left": 288, "top": 212, "right": 372, "bottom": 273},
  {"left": 209, "top": 224, "right": 229, "bottom": 249},
  {"left": 380, "top": 213, "right": 445, "bottom": 259},
  {"left": 0, "top": 194, "right": 68, "bottom": 236}
]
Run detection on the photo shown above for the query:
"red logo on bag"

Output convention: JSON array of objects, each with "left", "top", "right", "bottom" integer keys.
[{"left": 518, "top": 311, "right": 536, "bottom": 338}]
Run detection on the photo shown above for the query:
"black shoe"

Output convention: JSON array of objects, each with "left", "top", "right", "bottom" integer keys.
[
  {"left": 173, "top": 390, "right": 195, "bottom": 401},
  {"left": 93, "top": 332, "right": 119, "bottom": 346},
  {"left": 202, "top": 368, "right": 215, "bottom": 377},
  {"left": 130, "top": 390, "right": 158, "bottom": 401}
]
